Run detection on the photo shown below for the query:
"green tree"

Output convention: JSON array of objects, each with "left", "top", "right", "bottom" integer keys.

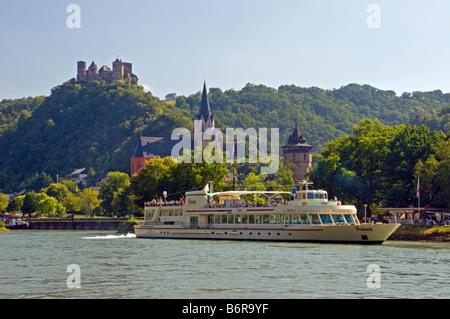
[
  {"left": 414, "top": 155, "right": 440, "bottom": 206},
  {"left": 435, "top": 139, "right": 450, "bottom": 208},
  {"left": 36, "top": 193, "right": 65, "bottom": 218},
  {"left": 7, "top": 195, "right": 24, "bottom": 215},
  {"left": 242, "top": 173, "right": 266, "bottom": 204},
  {"left": 63, "top": 192, "right": 81, "bottom": 217},
  {"left": 382, "top": 125, "right": 443, "bottom": 206},
  {"left": 131, "top": 154, "right": 229, "bottom": 205},
  {"left": 22, "top": 192, "right": 39, "bottom": 220},
  {"left": 99, "top": 171, "right": 131, "bottom": 215},
  {"left": 86, "top": 167, "right": 96, "bottom": 187},
  {"left": 59, "top": 179, "right": 79, "bottom": 193},
  {"left": 130, "top": 157, "right": 176, "bottom": 205},
  {"left": 42, "top": 183, "right": 69, "bottom": 202},
  {"left": 308, "top": 120, "right": 445, "bottom": 209},
  {"left": 19, "top": 172, "right": 53, "bottom": 192},
  {"left": 0, "top": 193, "right": 8, "bottom": 213},
  {"left": 79, "top": 187, "right": 101, "bottom": 217},
  {"left": 111, "top": 187, "right": 136, "bottom": 217}
]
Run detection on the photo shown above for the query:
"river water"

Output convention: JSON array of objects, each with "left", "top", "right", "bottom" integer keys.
[{"left": 1, "top": 230, "right": 449, "bottom": 299}]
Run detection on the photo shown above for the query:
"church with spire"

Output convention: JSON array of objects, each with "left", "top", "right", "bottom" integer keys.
[
  {"left": 130, "top": 81, "right": 215, "bottom": 176},
  {"left": 131, "top": 81, "right": 314, "bottom": 180}
]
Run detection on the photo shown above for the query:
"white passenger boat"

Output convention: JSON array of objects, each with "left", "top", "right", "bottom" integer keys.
[{"left": 134, "top": 186, "right": 400, "bottom": 244}]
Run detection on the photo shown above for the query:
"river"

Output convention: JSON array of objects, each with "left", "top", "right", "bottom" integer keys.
[{"left": 1, "top": 230, "right": 449, "bottom": 299}]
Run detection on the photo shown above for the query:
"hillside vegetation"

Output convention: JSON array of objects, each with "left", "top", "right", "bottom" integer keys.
[{"left": 0, "top": 80, "right": 449, "bottom": 193}]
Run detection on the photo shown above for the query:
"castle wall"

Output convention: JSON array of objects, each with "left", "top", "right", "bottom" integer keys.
[{"left": 123, "top": 62, "right": 132, "bottom": 76}]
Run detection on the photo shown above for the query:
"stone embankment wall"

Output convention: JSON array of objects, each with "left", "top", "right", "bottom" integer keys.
[{"left": 29, "top": 219, "right": 123, "bottom": 231}]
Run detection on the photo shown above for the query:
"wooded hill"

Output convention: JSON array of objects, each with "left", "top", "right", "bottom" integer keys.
[{"left": 0, "top": 79, "right": 449, "bottom": 193}]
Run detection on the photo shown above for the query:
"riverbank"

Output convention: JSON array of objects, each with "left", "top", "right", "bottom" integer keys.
[
  {"left": 0, "top": 221, "right": 10, "bottom": 232},
  {"left": 389, "top": 225, "right": 450, "bottom": 242}
]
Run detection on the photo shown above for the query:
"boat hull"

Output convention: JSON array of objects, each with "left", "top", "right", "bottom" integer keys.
[{"left": 134, "top": 223, "right": 400, "bottom": 244}]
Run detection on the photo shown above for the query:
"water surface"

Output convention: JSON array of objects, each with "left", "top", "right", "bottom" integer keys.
[{"left": 1, "top": 230, "right": 448, "bottom": 299}]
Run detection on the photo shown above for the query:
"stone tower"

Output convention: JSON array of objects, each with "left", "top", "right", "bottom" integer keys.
[
  {"left": 112, "top": 58, "right": 124, "bottom": 81},
  {"left": 87, "top": 61, "right": 98, "bottom": 75},
  {"left": 282, "top": 124, "right": 312, "bottom": 183},
  {"left": 77, "top": 61, "right": 86, "bottom": 78}
]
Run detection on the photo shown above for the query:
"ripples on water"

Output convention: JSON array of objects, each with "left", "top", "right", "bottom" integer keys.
[{"left": 1, "top": 230, "right": 449, "bottom": 299}]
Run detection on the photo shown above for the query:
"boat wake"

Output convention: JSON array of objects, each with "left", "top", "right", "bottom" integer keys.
[{"left": 82, "top": 233, "right": 136, "bottom": 240}]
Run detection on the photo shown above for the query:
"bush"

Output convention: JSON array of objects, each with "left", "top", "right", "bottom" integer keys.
[{"left": 117, "top": 217, "right": 137, "bottom": 233}]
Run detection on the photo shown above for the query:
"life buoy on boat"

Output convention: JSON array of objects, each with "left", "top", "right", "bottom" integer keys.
[
  {"left": 302, "top": 201, "right": 307, "bottom": 206},
  {"left": 337, "top": 202, "right": 341, "bottom": 205},
  {"left": 158, "top": 217, "right": 161, "bottom": 222}
]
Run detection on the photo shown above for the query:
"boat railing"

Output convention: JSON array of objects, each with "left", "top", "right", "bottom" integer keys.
[{"left": 203, "top": 203, "right": 282, "bottom": 209}]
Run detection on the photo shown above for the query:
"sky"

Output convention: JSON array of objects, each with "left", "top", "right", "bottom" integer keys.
[{"left": 1, "top": 0, "right": 450, "bottom": 100}]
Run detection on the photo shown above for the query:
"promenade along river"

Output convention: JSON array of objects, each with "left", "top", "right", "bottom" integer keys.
[{"left": 1, "top": 230, "right": 449, "bottom": 299}]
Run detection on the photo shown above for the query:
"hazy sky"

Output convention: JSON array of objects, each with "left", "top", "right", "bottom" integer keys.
[{"left": 1, "top": 0, "right": 450, "bottom": 100}]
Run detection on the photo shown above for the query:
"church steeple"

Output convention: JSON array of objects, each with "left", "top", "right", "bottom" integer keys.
[
  {"left": 196, "top": 81, "right": 215, "bottom": 132},
  {"left": 199, "top": 81, "right": 211, "bottom": 119}
]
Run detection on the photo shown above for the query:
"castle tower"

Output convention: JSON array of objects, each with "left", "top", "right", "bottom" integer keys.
[
  {"left": 123, "top": 62, "right": 132, "bottom": 78},
  {"left": 282, "top": 124, "right": 312, "bottom": 183},
  {"left": 87, "top": 61, "right": 98, "bottom": 75},
  {"left": 112, "top": 58, "right": 124, "bottom": 80},
  {"left": 77, "top": 61, "right": 86, "bottom": 79}
]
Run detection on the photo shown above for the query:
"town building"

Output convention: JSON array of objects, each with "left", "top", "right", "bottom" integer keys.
[{"left": 165, "top": 93, "right": 177, "bottom": 101}]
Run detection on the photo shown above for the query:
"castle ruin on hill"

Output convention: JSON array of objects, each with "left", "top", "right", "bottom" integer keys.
[{"left": 76, "top": 58, "right": 138, "bottom": 85}]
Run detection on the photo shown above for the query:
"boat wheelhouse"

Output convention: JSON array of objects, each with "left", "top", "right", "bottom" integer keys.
[{"left": 134, "top": 187, "right": 400, "bottom": 244}]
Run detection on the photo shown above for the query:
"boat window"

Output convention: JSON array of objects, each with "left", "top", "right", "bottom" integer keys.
[
  {"left": 145, "top": 211, "right": 154, "bottom": 220},
  {"left": 255, "top": 215, "right": 261, "bottom": 224},
  {"left": 249, "top": 215, "right": 255, "bottom": 224},
  {"left": 277, "top": 214, "right": 284, "bottom": 224},
  {"left": 190, "top": 216, "right": 198, "bottom": 227},
  {"left": 307, "top": 192, "right": 314, "bottom": 199},
  {"left": 344, "top": 215, "right": 355, "bottom": 224},
  {"left": 242, "top": 215, "right": 248, "bottom": 224},
  {"left": 221, "top": 214, "right": 228, "bottom": 224},
  {"left": 293, "top": 214, "right": 300, "bottom": 224},
  {"left": 309, "top": 214, "right": 322, "bottom": 225},
  {"left": 332, "top": 214, "right": 345, "bottom": 224},
  {"left": 320, "top": 214, "right": 333, "bottom": 225},
  {"left": 270, "top": 214, "right": 277, "bottom": 224},
  {"left": 235, "top": 215, "right": 241, "bottom": 224},
  {"left": 263, "top": 214, "right": 270, "bottom": 224},
  {"left": 285, "top": 214, "right": 292, "bottom": 224},
  {"left": 229, "top": 215, "right": 234, "bottom": 224},
  {"left": 214, "top": 214, "right": 220, "bottom": 224},
  {"left": 300, "top": 214, "right": 310, "bottom": 224}
]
